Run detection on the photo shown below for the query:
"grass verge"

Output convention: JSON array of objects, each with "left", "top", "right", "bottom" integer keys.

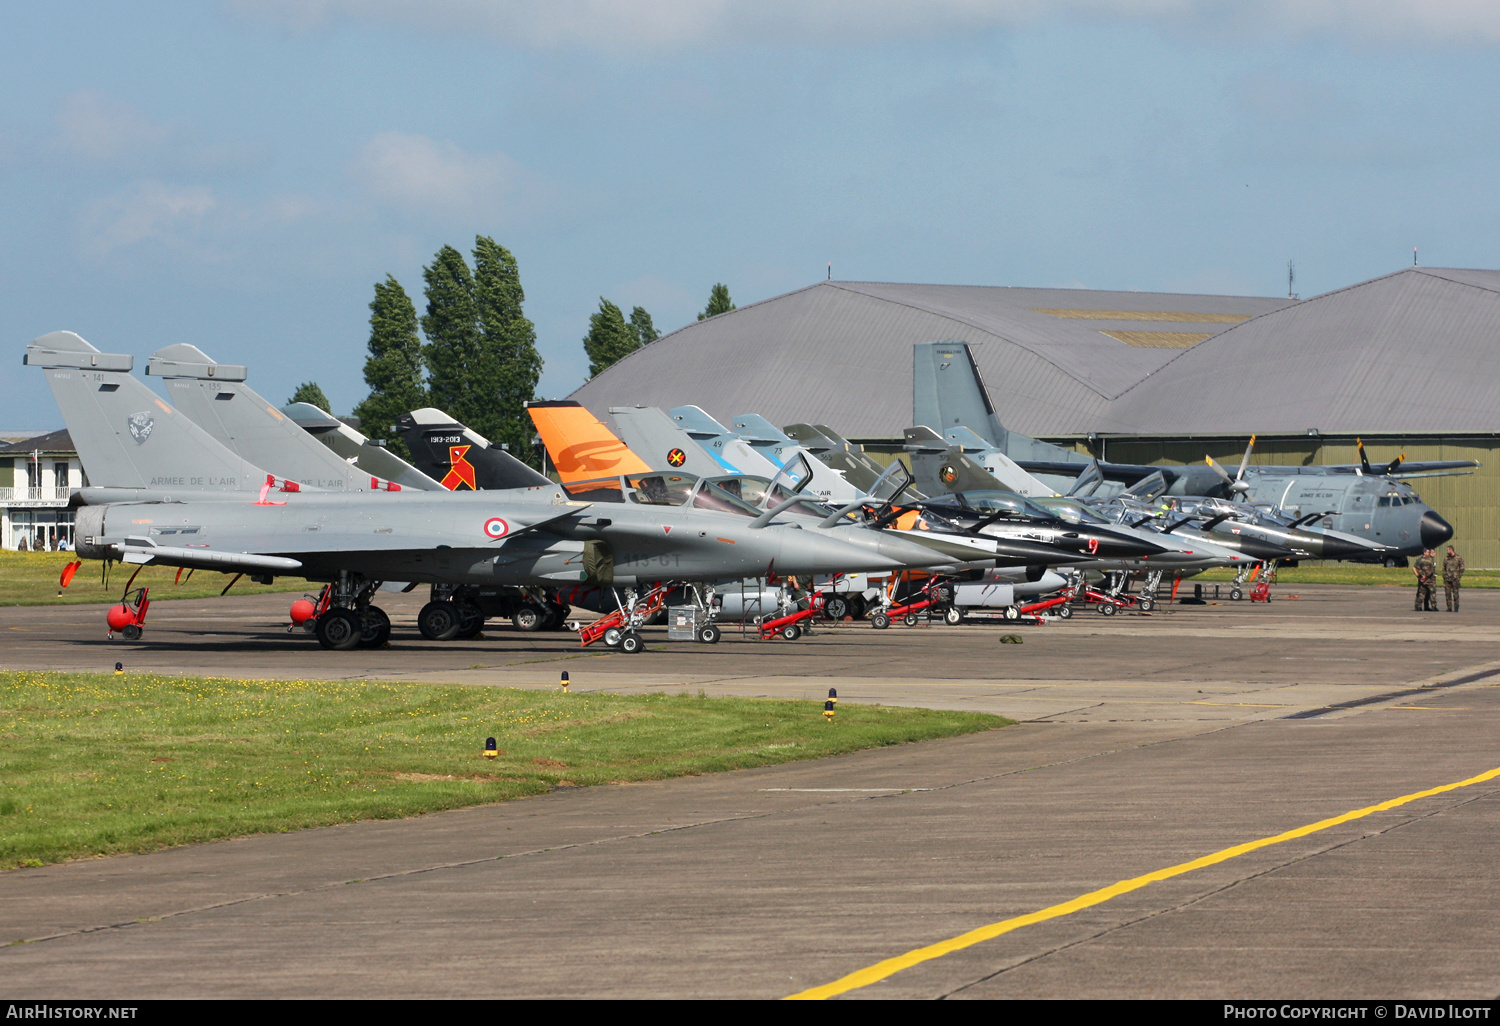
[
  {"left": 0, "top": 671, "right": 1005, "bottom": 869},
  {"left": 1191, "top": 565, "right": 1500, "bottom": 588},
  {"left": 0, "top": 551, "right": 311, "bottom": 606}
]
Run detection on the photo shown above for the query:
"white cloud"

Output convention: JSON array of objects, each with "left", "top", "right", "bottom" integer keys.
[
  {"left": 80, "top": 180, "right": 217, "bottom": 255},
  {"left": 231, "top": 0, "right": 1500, "bottom": 49},
  {"left": 56, "top": 91, "right": 174, "bottom": 162},
  {"left": 349, "top": 131, "right": 548, "bottom": 221}
]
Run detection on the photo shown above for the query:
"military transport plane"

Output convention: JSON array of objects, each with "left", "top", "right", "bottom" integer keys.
[
  {"left": 27, "top": 331, "right": 970, "bottom": 651},
  {"left": 914, "top": 339, "right": 1470, "bottom": 559}
]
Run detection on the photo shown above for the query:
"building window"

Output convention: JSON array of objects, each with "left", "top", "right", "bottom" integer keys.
[{"left": 54, "top": 463, "right": 69, "bottom": 490}]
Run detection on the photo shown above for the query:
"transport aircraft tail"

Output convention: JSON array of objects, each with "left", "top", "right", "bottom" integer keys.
[
  {"left": 913, "top": 341, "right": 1088, "bottom": 465},
  {"left": 24, "top": 331, "right": 269, "bottom": 497},
  {"left": 526, "top": 400, "right": 653, "bottom": 483},
  {"left": 395, "top": 407, "right": 552, "bottom": 490}
]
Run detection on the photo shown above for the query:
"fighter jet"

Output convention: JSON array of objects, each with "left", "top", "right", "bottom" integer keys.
[
  {"left": 28, "top": 332, "right": 970, "bottom": 652},
  {"left": 915, "top": 340, "right": 1472, "bottom": 560}
]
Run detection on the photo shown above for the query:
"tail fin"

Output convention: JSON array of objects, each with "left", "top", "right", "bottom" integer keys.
[
  {"left": 783, "top": 424, "right": 884, "bottom": 494},
  {"left": 395, "top": 407, "right": 551, "bottom": 489},
  {"left": 610, "top": 406, "right": 728, "bottom": 476},
  {"left": 280, "top": 404, "right": 442, "bottom": 490},
  {"left": 527, "top": 400, "right": 652, "bottom": 483},
  {"left": 914, "top": 340, "right": 1087, "bottom": 464},
  {"left": 669, "top": 406, "right": 783, "bottom": 477},
  {"left": 902, "top": 426, "right": 1003, "bottom": 496},
  {"left": 24, "top": 331, "right": 266, "bottom": 495},
  {"left": 147, "top": 343, "right": 386, "bottom": 492}
]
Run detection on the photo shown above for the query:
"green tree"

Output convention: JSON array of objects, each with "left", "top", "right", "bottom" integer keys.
[
  {"left": 628, "top": 306, "right": 659, "bottom": 347},
  {"left": 472, "top": 236, "right": 543, "bottom": 463},
  {"left": 583, "top": 299, "right": 639, "bottom": 378},
  {"left": 697, "top": 283, "right": 735, "bottom": 321},
  {"left": 287, "top": 381, "right": 331, "bottom": 410},
  {"left": 352, "top": 275, "right": 427, "bottom": 459},
  {"left": 420, "top": 244, "right": 484, "bottom": 436}
]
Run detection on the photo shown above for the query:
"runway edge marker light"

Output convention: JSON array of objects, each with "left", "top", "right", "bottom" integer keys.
[
  {"left": 824, "top": 688, "right": 837, "bottom": 722},
  {"left": 484, "top": 737, "right": 498, "bottom": 759},
  {"left": 560, "top": 670, "right": 569, "bottom": 692}
]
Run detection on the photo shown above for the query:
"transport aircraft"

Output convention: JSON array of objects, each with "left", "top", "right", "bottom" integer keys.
[
  {"left": 27, "top": 332, "right": 985, "bottom": 652},
  {"left": 914, "top": 340, "right": 1468, "bottom": 560}
]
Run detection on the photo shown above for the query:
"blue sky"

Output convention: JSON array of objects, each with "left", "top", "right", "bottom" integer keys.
[{"left": 4, "top": 1, "right": 1499, "bottom": 430}]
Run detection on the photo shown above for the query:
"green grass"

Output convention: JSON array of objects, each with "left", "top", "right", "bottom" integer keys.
[
  {"left": 0, "top": 551, "right": 312, "bottom": 606},
  {"left": 0, "top": 671, "right": 1005, "bottom": 869},
  {"left": 1192, "top": 565, "right": 1500, "bottom": 588}
]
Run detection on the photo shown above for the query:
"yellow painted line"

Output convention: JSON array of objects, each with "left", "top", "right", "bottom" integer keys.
[
  {"left": 786, "top": 763, "right": 1500, "bottom": 1000},
  {"left": 1189, "top": 701, "right": 1290, "bottom": 708}
]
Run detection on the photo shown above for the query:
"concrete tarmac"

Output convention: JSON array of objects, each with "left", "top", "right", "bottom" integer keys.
[{"left": 2, "top": 585, "right": 1498, "bottom": 998}]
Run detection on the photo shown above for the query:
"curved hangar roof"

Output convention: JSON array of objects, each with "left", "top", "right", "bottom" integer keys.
[
  {"left": 1104, "top": 267, "right": 1500, "bottom": 436},
  {"left": 567, "top": 281, "right": 1289, "bottom": 439}
]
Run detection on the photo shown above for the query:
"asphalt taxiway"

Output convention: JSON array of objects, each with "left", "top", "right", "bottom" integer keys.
[{"left": 2, "top": 585, "right": 1498, "bottom": 998}]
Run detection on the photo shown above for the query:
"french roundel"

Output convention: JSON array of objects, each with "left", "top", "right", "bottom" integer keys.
[{"left": 483, "top": 517, "right": 510, "bottom": 539}]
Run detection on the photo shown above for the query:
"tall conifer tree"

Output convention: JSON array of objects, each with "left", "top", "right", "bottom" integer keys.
[
  {"left": 628, "top": 306, "right": 659, "bottom": 347},
  {"left": 352, "top": 275, "right": 427, "bottom": 459},
  {"left": 583, "top": 299, "right": 639, "bottom": 377},
  {"left": 420, "top": 244, "right": 485, "bottom": 437},
  {"left": 697, "top": 283, "right": 735, "bottom": 320},
  {"left": 472, "top": 236, "right": 543, "bottom": 462}
]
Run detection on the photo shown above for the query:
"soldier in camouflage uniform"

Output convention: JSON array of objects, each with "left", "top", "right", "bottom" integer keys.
[
  {"left": 1412, "top": 548, "right": 1438, "bottom": 611},
  {"left": 1443, "top": 545, "right": 1466, "bottom": 612}
]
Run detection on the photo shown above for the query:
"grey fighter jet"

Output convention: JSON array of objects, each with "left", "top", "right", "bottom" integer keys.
[{"left": 27, "top": 332, "right": 964, "bottom": 650}]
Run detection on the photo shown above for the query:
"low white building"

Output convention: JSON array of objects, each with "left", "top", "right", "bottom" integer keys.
[{"left": 0, "top": 430, "right": 83, "bottom": 550}]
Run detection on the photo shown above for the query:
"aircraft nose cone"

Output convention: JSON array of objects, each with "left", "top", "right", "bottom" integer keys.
[{"left": 1420, "top": 510, "right": 1454, "bottom": 549}]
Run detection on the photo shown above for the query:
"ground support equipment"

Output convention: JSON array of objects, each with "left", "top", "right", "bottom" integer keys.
[
  {"left": 573, "top": 583, "right": 672, "bottom": 653},
  {"left": 106, "top": 586, "right": 151, "bottom": 640},
  {"left": 758, "top": 594, "right": 825, "bottom": 641}
]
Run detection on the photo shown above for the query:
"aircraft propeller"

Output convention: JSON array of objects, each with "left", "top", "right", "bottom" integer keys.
[{"left": 1206, "top": 435, "right": 1255, "bottom": 496}]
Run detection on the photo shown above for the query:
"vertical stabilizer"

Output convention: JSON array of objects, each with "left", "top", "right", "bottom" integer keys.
[
  {"left": 281, "top": 404, "right": 442, "bottom": 490},
  {"left": 148, "top": 343, "right": 380, "bottom": 491},
  {"left": 527, "top": 400, "right": 652, "bottom": 483},
  {"left": 610, "top": 406, "right": 730, "bottom": 476},
  {"left": 24, "top": 331, "right": 267, "bottom": 494},
  {"left": 395, "top": 408, "right": 552, "bottom": 489},
  {"left": 914, "top": 340, "right": 1087, "bottom": 465},
  {"left": 669, "top": 406, "right": 782, "bottom": 477}
]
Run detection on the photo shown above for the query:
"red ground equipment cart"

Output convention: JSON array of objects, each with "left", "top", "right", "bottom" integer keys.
[{"left": 106, "top": 587, "right": 151, "bottom": 641}]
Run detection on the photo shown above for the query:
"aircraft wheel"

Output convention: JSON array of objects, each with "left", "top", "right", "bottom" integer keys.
[
  {"left": 944, "top": 606, "right": 963, "bottom": 625},
  {"left": 780, "top": 624, "right": 802, "bottom": 641},
  {"left": 1138, "top": 598, "right": 1155, "bottom": 613},
  {"left": 1099, "top": 602, "right": 1117, "bottom": 616},
  {"left": 620, "top": 631, "right": 644, "bottom": 654},
  {"left": 316, "top": 609, "right": 362, "bottom": 651},
  {"left": 546, "top": 604, "right": 571, "bottom": 630},
  {"left": 903, "top": 613, "right": 919, "bottom": 627},
  {"left": 848, "top": 596, "right": 868, "bottom": 620},
  {"left": 824, "top": 595, "right": 850, "bottom": 621},
  {"left": 1057, "top": 603, "right": 1073, "bottom": 619},
  {"left": 698, "top": 624, "right": 721, "bottom": 644},
  {"left": 870, "top": 612, "right": 891, "bottom": 630},
  {"left": 512, "top": 605, "right": 544, "bottom": 632},
  {"left": 603, "top": 626, "right": 624, "bottom": 648},
  {"left": 1002, "top": 606, "right": 1021, "bottom": 622},
  {"left": 417, "top": 601, "right": 462, "bottom": 641},
  {"left": 121, "top": 624, "right": 142, "bottom": 641},
  {"left": 359, "top": 605, "right": 392, "bottom": 647},
  {"left": 1229, "top": 588, "right": 1244, "bottom": 601}
]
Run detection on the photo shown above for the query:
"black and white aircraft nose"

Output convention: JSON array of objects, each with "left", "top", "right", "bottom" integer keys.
[{"left": 1420, "top": 509, "right": 1454, "bottom": 549}]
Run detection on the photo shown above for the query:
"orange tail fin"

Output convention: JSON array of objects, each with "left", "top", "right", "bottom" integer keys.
[{"left": 527, "top": 401, "right": 653, "bottom": 483}]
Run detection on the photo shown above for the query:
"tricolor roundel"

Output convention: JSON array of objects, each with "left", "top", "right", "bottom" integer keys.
[{"left": 483, "top": 517, "right": 511, "bottom": 540}]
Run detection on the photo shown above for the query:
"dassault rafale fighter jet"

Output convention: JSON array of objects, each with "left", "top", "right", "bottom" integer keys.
[
  {"left": 914, "top": 340, "right": 1471, "bottom": 560},
  {"left": 26, "top": 332, "right": 962, "bottom": 652}
]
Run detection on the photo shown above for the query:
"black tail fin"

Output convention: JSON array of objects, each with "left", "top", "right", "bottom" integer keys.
[{"left": 396, "top": 408, "right": 551, "bottom": 489}]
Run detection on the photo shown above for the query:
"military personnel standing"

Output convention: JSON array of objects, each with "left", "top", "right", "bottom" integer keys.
[
  {"left": 1413, "top": 548, "right": 1438, "bottom": 611},
  {"left": 1442, "top": 545, "right": 1466, "bottom": 612}
]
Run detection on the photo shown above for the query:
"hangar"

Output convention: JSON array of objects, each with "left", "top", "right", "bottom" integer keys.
[{"left": 569, "top": 267, "right": 1500, "bottom": 565}]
